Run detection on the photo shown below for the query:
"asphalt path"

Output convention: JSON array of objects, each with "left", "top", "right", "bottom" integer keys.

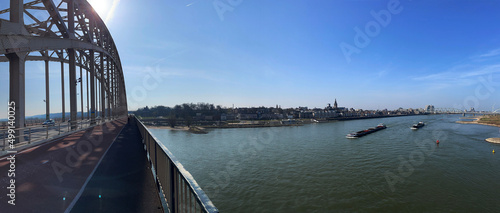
[
  {"left": 0, "top": 118, "right": 126, "bottom": 212},
  {"left": 69, "top": 117, "right": 163, "bottom": 212}
]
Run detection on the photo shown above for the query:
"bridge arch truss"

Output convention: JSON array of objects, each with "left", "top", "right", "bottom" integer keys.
[{"left": 1, "top": 0, "right": 127, "bottom": 139}]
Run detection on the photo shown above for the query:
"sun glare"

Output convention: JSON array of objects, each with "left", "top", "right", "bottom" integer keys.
[{"left": 87, "top": 0, "right": 114, "bottom": 21}]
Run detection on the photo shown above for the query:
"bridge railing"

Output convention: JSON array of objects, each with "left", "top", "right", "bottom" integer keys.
[
  {"left": 0, "top": 119, "right": 101, "bottom": 151},
  {"left": 134, "top": 116, "right": 218, "bottom": 213}
]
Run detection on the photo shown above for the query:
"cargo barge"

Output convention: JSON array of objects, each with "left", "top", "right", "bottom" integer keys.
[
  {"left": 346, "top": 123, "right": 387, "bottom": 139},
  {"left": 410, "top": 121, "right": 425, "bottom": 130}
]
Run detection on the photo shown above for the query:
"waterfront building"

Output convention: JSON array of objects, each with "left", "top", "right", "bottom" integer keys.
[{"left": 425, "top": 105, "right": 435, "bottom": 113}]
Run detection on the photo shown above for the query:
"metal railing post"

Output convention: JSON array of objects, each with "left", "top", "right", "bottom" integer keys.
[
  {"left": 58, "top": 123, "right": 61, "bottom": 135},
  {"left": 189, "top": 191, "right": 192, "bottom": 213},
  {"left": 155, "top": 142, "right": 158, "bottom": 183},
  {"left": 46, "top": 126, "right": 49, "bottom": 139},
  {"left": 170, "top": 163, "right": 177, "bottom": 213},
  {"left": 2, "top": 131, "right": 5, "bottom": 151},
  {"left": 28, "top": 128, "right": 31, "bottom": 144}
]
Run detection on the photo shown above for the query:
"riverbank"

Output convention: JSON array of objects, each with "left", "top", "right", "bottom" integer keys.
[
  {"left": 203, "top": 123, "right": 303, "bottom": 129},
  {"left": 456, "top": 115, "right": 500, "bottom": 143},
  {"left": 485, "top": 138, "right": 500, "bottom": 144},
  {"left": 188, "top": 126, "right": 208, "bottom": 134},
  {"left": 147, "top": 125, "right": 209, "bottom": 134},
  {"left": 146, "top": 123, "right": 303, "bottom": 133},
  {"left": 147, "top": 126, "right": 189, "bottom": 131},
  {"left": 144, "top": 114, "right": 427, "bottom": 133},
  {"left": 456, "top": 115, "right": 500, "bottom": 128}
]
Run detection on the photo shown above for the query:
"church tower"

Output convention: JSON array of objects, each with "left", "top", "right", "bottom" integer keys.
[{"left": 334, "top": 99, "right": 338, "bottom": 109}]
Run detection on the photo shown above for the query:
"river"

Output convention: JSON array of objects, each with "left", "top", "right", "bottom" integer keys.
[{"left": 149, "top": 114, "right": 500, "bottom": 212}]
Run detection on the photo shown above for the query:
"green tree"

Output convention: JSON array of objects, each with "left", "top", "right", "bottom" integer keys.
[{"left": 168, "top": 112, "right": 177, "bottom": 128}]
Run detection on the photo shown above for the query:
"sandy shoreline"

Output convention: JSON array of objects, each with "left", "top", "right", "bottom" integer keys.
[
  {"left": 146, "top": 125, "right": 189, "bottom": 131},
  {"left": 456, "top": 116, "right": 500, "bottom": 143},
  {"left": 146, "top": 125, "right": 208, "bottom": 134},
  {"left": 456, "top": 116, "right": 500, "bottom": 128},
  {"left": 485, "top": 138, "right": 500, "bottom": 144}
]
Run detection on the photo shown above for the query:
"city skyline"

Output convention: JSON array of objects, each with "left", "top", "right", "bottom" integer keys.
[{"left": 1, "top": 0, "right": 500, "bottom": 118}]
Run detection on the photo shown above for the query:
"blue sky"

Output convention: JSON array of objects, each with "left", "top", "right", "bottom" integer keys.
[{"left": 2, "top": 0, "right": 500, "bottom": 118}]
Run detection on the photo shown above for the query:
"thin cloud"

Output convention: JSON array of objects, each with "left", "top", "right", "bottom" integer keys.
[
  {"left": 377, "top": 70, "right": 389, "bottom": 78},
  {"left": 458, "top": 64, "right": 500, "bottom": 78},
  {"left": 471, "top": 48, "right": 500, "bottom": 60},
  {"left": 105, "top": 0, "right": 121, "bottom": 23},
  {"left": 412, "top": 64, "right": 500, "bottom": 89},
  {"left": 412, "top": 71, "right": 455, "bottom": 81},
  {"left": 477, "top": 48, "right": 500, "bottom": 58},
  {"left": 186, "top": 0, "right": 201, "bottom": 7}
]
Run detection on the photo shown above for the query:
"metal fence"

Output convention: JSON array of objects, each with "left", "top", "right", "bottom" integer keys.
[
  {"left": 134, "top": 116, "right": 219, "bottom": 213},
  {"left": 1, "top": 119, "right": 105, "bottom": 151}
]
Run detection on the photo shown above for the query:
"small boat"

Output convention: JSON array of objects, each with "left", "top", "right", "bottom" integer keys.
[
  {"left": 411, "top": 122, "right": 425, "bottom": 130},
  {"left": 346, "top": 123, "right": 387, "bottom": 138}
]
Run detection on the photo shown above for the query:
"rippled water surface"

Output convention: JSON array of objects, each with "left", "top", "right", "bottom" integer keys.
[{"left": 149, "top": 115, "right": 500, "bottom": 212}]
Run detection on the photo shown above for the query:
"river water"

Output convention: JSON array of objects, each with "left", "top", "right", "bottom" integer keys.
[{"left": 149, "top": 114, "right": 500, "bottom": 212}]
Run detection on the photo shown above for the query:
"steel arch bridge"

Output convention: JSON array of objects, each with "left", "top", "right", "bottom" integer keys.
[
  {"left": 1, "top": 0, "right": 127, "bottom": 141},
  {"left": 434, "top": 108, "right": 464, "bottom": 114}
]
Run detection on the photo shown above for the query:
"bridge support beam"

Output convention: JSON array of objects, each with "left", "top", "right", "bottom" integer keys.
[
  {"left": 68, "top": 0, "right": 77, "bottom": 130},
  {"left": 113, "top": 63, "right": 117, "bottom": 117},
  {"left": 107, "top": 57, "right": 111, "bottom": 120},
  {"left": 97, "top": 72, "right": 100, "bottom": 118},
  {"left": 114, "top": 66, "right": 116, "bottom": 117},
  {"left": 90, "top": 50, "right": 96, "bottom": 125},
  {"left": 10, "top": 0, "right": 23, "bottom": 23},
  {"left": 101, "top": 53, "right": 105, "bottom": 121},
  {"left": 110, "top": 63, "right": 114, "bottom": 118},
  {"left": 7, "top": 52, "right": 26, "bottom": 143},
  {"left": 7, "top": 0, "right": 25, "bottom": 143},
  {"left": 97, "top": 69, "right": 100, "bottom": 117},
  {"left": 61, "top": 61, "right": 65, "bottom": 122},
  {"left": 69, "top": 48, "right": 77, "bottom": 130},
  {"left": 80, "top": 66, "right": 84, "bottom": 120},
  {"left": 45, "top": 59, "right": 50, "bottom": 120},
  {"left": 86, "top": 67, "right": 89, "bottom": 120}
]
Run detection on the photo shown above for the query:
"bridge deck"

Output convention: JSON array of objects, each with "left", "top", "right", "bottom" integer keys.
[
  {"left": 0, "top": 118, "right": 162, "bottom": 212},
  {"left": 69, "top": 118, "right": 163, "bottom": 212}
]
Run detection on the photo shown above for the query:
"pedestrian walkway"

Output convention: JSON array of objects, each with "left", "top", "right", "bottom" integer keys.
[
  {"left": 69, "top": 117, "right": 163, "bottom": 212},
  {"left": 0, "top": 118, "right": 162, "bottom": 212}
]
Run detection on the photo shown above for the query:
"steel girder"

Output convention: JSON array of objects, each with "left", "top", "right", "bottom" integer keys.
[{"left": 1, "top": 0, "right": 127, "bottom": 134}]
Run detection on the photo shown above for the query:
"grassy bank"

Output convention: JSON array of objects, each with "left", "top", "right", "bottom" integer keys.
[{"left": 478, "top": 115, "right": 500, "bottom": 126}]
